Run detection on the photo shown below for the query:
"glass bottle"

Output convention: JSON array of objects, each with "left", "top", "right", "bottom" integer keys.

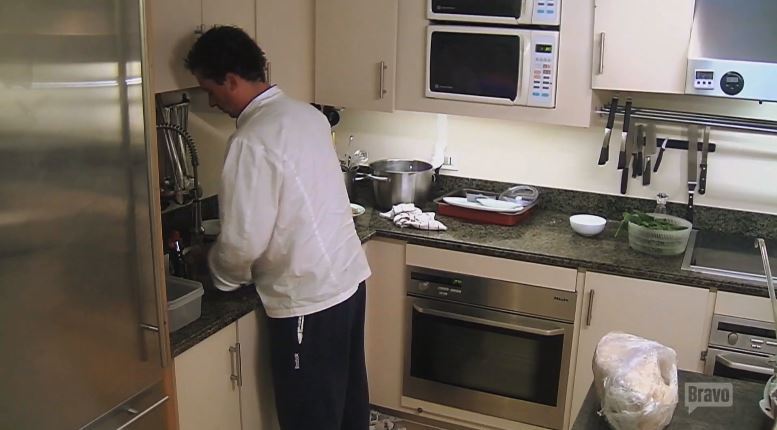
[
  {"left": 654, "top": 192, "right": 668, "bottom": 215},
  {"left": 168, "top": 230, "right": 188, "bottom": 278}
]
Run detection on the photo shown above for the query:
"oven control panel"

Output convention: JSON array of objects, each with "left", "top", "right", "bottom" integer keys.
[
  {"left": 407, "top": 267, "right": 577, "bottom": 322},
  {"left": 708, "top": 314, "right": 777, "bottom": 356}
]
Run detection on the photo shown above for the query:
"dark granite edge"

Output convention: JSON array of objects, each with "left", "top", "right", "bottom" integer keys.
[
  {"left": 368, "top": 226, "right": 769, "bottom": 298},
  {"left": 170, "top": 288, "right": 262, "bottom": 357}
]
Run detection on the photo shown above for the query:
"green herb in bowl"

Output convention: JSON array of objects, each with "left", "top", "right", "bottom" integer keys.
[{"left": 614, "top": 211, "right": 687, "bottom": 238}]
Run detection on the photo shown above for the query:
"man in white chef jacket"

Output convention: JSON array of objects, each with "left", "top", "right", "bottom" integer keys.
[{"left": 184, "top": 26, "right": 372, "bottom": 429}]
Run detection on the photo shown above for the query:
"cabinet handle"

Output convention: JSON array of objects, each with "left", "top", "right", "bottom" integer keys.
[
  {"left": 598, "top": 32, "right": 606, "bottom": 75},
  {"left": 235, "top": 342, "right": 243, "bottom": 387},
  {"left": 229, "top": 344, "right": 241, "bottom": 387},
  {"left": 266, "top": 61, "right": 272, "bottom": 84},
  {"left": 585, "top": 289, "right": 595, "bottom": 327},
  {"left": 378, "top": 61, "right": 388, "bottom": 99}
]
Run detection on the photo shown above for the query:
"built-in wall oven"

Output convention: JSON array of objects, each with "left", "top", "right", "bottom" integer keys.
[
  {"left": 704, "top": 314, "right": 777, "bottom": 383},
  {"left": 425, "top": 0, "right": 561, "bottom": 108},
  {"left": 403, "top": 267, "right": 576, "bottom": 430}
]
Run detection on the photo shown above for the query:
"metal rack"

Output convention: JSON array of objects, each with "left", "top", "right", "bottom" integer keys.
[{"left": 597, "top": 104, "right": 777, "bottom": 135}]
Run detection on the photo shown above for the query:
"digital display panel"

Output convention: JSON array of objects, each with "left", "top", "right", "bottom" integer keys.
[
  {"left": 535, "top": 44, "right": 553, "bottom": 54},
  {"left": 695, "top": 70, "right": 714, "bottom": 80}
]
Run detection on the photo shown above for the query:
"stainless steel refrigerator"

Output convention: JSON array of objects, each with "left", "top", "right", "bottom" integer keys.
[{"left": 0, "top": 1, "right": 171, "bottom": 429}]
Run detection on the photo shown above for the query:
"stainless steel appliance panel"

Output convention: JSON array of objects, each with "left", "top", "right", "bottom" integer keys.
[
  {"left": 686, "top": 0, "right": 777, "bottom": 101},
  {"left": 704, "top": 314, "right": 777, "bottom": 384},
  {"left": 0, "top": 1, "right": 166, "bottom": 429},
  {"left": 404, "top": 268, "right": 575, "bottom": 429}
]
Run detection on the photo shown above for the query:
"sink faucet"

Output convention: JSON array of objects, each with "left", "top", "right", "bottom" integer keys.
[{"left": 157, "top": 123, "right": 203, "bottom": 242}]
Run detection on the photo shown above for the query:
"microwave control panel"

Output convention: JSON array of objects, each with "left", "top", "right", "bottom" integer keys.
[
  {"left": 527, "top": 32, "right": 559, "bottom": 108},
  {"left": 531, "top": 0, "right": 561, "bottom": 26}
]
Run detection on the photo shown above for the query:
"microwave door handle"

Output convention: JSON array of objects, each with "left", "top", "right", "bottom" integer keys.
[
  {"left": 716, "top": 354, "right": 774, "bottom": 375},
  {"left": 413, "top": 304, "right": 564, "bottom": 337}
]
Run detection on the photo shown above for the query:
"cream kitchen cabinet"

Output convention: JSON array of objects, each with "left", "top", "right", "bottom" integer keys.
[
  {"left": 174, "top": 309, "right": 279, "bottom": 430},
  {"left": 315, "top": 0, "right": 398, "bottom": 112},
  {"left": 363, "top": 238, "right": 407, "bottom": 410},
  {"left": 256, "top": 0, "right": 315, "bottom": 102},
  {"left": 592, "top": 0, "right": 696, "bottom": 94},
  {"left": 149, "top": 0, "right": 256, "bottom": 93},
  {"left": 570, "top": 272, "right": 712, "bottom": 421}
]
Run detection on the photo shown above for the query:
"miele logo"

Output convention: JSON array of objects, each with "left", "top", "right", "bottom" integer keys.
[
  {"left": 435, "top": 6, "right": 458, "bottom": 11},
  {"left": 553, "top": 296, "right": 569, "bottom": 303}
]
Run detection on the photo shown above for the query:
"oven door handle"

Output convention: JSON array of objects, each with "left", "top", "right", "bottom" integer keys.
[
  {"left": 413, "top": 304, "right": 565, "bottom": 337},
  {"left": 716, "top": 354, "right": 774, "bottom": 375}
]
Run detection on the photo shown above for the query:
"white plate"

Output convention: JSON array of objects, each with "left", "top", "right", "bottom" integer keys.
[
  {"left": 476, "top": 198, "right": 522, "bottom": 211},
  {"left": 350, "top": 203, "right": 366, "bottom": 217},
  {"left": 442, "top": 197, "right": 524, "bottom": 213}
]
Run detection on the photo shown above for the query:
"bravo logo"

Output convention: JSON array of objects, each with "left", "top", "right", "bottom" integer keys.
[{"left": 685, "top": 382, "right": 733, "bottom": 413}]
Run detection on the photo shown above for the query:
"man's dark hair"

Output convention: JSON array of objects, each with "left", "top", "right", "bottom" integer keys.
[{"left": 185, "top": 26, "right": 267, "bottom": 84}]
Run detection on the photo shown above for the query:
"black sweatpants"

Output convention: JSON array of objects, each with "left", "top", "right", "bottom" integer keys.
[{"left": 266, "top": 282, "right": 369, "bottom": 430}]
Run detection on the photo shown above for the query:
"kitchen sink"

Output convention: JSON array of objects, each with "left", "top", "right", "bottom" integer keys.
[{"left": 681, "top": 230, "right": 777, "bottom": 285}]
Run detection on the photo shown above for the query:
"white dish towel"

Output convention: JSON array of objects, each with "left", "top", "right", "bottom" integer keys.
[{"left": 379, "top": 203, "right": 448, "bottom": 231}]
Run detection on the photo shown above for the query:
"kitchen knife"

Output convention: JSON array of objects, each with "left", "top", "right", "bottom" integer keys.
[
  {"left": 617, "top": 99, "right": 633, "bottom": 170},
  {"left": 699, "top": 126, "right": 710, "bottom": 195},
  {"left": 634, "top": 124, "right": 644, "bottom": 178},
  {"left": 653, "top": 138, "right": 668, "bottom": 172},
  {"left": 620, "top": 125, "right": 634, "bottom": 194},
  {"left": 687, "top": 125, "right": 699, "bottom": 223},
  {"left": 598, "top": 96, "right": 619, "bottom": 165},
  {"left": 643, "top": 123, "right": 657, "bottom": 185}
]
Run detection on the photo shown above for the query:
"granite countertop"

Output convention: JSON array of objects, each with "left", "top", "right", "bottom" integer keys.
[
  {"left": 170, "top": 193, "right": 769, "bottom": 357},
  {"left": 573, "top": 370, "right": 773, "bottom": 429}
]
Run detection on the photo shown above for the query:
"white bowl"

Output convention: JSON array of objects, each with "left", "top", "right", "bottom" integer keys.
[{"left": 570, "top": 214, "right": 606, "bottom": 237}]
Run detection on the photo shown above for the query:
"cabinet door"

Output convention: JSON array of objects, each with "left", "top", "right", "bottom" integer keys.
[
  {"left": 592, "top": 0, "right": 695, "bottom": 94},
  {"left": 570, "top": 272, "right": 711, "bottom": 421},
  {"left": 203, "top": 0, "right": 257, "bottom": 39},
  {"left": 364, "top": 239, "right": 407, "bottom": 410},
  {"left": 175, "top": 323, "right": 242, "bottom": 430},
  {"left": 237, "top": 309, "right": 280, "bottom": 430},
  {"left": 315, "top": 0, "right": 398, "bottom": 112},
  {"left": 256, "top": 0, "right": 314, "bottom": 102},
  {"left": 149, "top": 0, "right": 201, "bottom": 93}
]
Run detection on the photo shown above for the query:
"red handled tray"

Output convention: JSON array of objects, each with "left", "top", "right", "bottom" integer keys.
[{"left": 434, "top": 188, "right": 537, "bottom": 226}]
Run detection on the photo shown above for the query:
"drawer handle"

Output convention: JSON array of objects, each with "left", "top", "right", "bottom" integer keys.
[{"left": 585, "top": 289, "right": 595, "bottom": 327}]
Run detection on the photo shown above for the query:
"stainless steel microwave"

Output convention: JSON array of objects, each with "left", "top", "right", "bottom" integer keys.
[
  {"left": 428, "top": 0, "right": 562, "bottom": 26},
  {"left": 426, "top": 25, "right": 559, "bottom": 108}
]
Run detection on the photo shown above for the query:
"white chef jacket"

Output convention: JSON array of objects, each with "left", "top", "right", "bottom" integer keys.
[{"left": 208, "top": 86, "right": 371, "bottom": 318}]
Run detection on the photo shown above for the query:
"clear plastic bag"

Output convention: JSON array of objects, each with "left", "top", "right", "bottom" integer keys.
[{"left": 593, "top": 332, "right": 679, "bottom": 430}]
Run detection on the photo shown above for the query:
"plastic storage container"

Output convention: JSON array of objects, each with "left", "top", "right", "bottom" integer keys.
[
  {"left": 166, "top": 275, "right": 204, "bottom": 332},
  {"left": 628, "top": 214, "right": 692, "bottom": 256}
]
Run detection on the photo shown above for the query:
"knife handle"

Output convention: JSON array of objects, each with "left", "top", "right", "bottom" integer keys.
[
  {"left": 654, "top": 147, "right": 665, "bottom": 172},
  {"left": 598, "top": 146, "right": 609, "bottom": 165},
  {"left": 606, "top": 96, "right": 619, "bottom": 129},
  {"left": 687, "top": 189, "right": 694, "bottom": 223},
  {"left": 621, "top": 166, "right": 629, "bottom": 194},
  {"left": 635, "top": 151, "right": 643, "bottom": 177},
  {"left": 632, "top": 155, "right": 638, "bottom": 178},
  {"left": 617, "top": 149, "right": 626, "bottom": 170},
  {"left": 643, "top": 157, "right": 652, "bottom": 186},
  {"left": 699, "top": 163, "right": 708, "bottom": 194},
  {"left": 622, "top": 99, "right": 633, "bottom": 133}
]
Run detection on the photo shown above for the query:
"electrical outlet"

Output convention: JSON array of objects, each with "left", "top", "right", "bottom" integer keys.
[{"left": 440, "top": 155, "right": 459, "bottom": 171}]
